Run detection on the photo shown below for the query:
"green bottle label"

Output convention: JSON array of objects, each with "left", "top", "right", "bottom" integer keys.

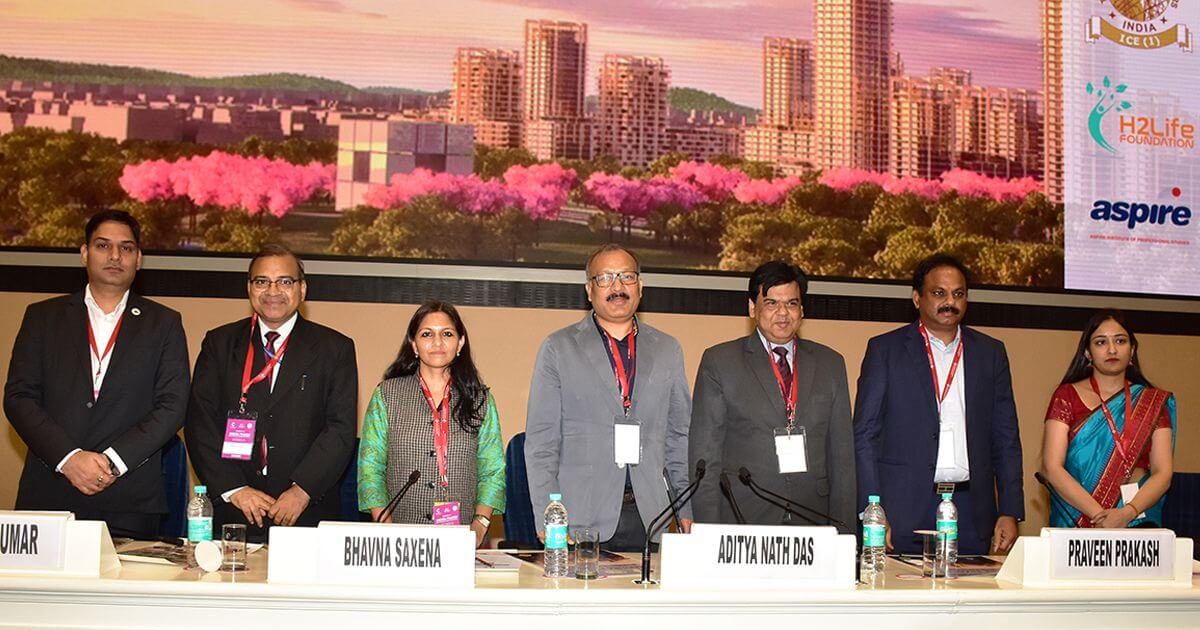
[{"left": 936, "top": 519, "right": 958, "bottom": 541}]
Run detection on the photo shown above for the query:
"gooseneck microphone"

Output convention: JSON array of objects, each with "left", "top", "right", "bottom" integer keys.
[
  {"left": 737, "top": 466, "right": 846, "bottom": 529},
  {"left": 1035, "top": 471, "right": 1076, "bottom": 523},
  {"left": 376, "top": 469, "right": 421, "bottom": 523},
  {"left": 636, "top": 459, "right": 706, "bottom": 585},
  {"left": 719, "top": 471, "right": 747, "bottom": 525},
  {"left": 663, "top": 467, "right": 683, "bottom": 533}
]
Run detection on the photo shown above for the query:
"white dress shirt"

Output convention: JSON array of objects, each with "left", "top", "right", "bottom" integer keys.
[
  {"left": 56, "top": 286, "right": 131, "bottom": 475},
  {"left": 221, "top": 312, "right": 298, "bottom": 503},
  {"left": 929, "top": 327, "right": 970, "bottom": 483}
]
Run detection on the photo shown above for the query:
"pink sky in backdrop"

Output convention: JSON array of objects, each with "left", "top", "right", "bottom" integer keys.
[{"left": 0, "top": 0, "right": 1043, "bottom": 108}]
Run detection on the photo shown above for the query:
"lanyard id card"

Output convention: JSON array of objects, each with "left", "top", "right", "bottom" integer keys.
[
  {"left": 1120, "top": 483, "right": 1147, "bottom": 519},
  {"left": 615, "top": 415, "right": 641, "bottom": 468},
  {"left": 935, "top": 426, "right": 957, "bottom": 470},
  {"left": 432, "top": 501, "right": 462, "bottom": 525},
  {"left": 221, "top": 412, "right": 257, "bottom": 460},
  {"left": 773, "top": 426, "right": 808, "bottom": 473}
]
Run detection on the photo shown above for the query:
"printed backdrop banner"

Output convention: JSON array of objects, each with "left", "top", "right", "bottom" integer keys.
[{"left": 1065, "top": 0, "right": 1200, "bottom": 296}]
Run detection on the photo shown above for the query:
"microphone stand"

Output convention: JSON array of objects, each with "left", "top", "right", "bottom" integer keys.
[
  {"left": 1035, "top": 472, "right": 1078, "bottom": 524},
  {"left": 738, "top": 467, "right": 847, "bottom": 528},
  {"left": 635, "top": 459, "right": 705, "bottom": 585},
  {"left": 377, "top": 469, "right": 422, "bottom": 523},
  {"left": 663, "top": 468, "right": 683, "bottom": 533},
  {"left": 719, "top": 471, "right": 747, "bottom": 525}
]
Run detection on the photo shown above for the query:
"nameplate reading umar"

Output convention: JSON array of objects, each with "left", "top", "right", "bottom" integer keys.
[
  {"left": 0, "top": 511, "right": 70, "bottom": 572},
  {"left": 1049, "top": 528, "right": 1175, "bottom": 580}
]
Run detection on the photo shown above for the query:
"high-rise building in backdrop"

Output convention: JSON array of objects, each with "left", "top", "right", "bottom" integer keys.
[
  {"left": 522, "top": 19, "right": 591, "bottom": 160},
  {"left": 815, "top": 0, "right": 893, "bottom": 173},
  {"left": 450, "top": 48, "right": 522, "bottom": 149},
  {"left": 761, "top": 37, "right": 814, "bottom": 128},
  {"left": 1042, "top": 0, "right": 1063, "bottom": 203},
  {"left": 595, "top": 55, "right": 670, "bottom": 168}
]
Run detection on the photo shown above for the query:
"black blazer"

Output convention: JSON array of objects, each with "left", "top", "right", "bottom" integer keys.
[
  {"left": 853, "top": 322, "right": 1024, "bottom": 553},
  {"left": 689, "top": 334, "right": 856, "bottom": 534},
  {"left": 4, "top": 291, "right": 190, "bottom": 515},
  {"left": 184, "top": 315, "right": 357, "bottom": 534}
]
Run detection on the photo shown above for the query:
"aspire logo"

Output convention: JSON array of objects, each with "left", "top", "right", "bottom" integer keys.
[
  {"left": 1086, "top": 76, "right": 1131, "bottom": 154},
  {"left": 1091, "top": 187, "right": 1192, "bottom": 229}
]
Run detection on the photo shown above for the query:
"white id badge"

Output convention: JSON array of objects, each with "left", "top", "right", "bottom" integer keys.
[
  {"left": 773, "top": 427, "right": 808, "bottom": 473},
  {"left": 614, "top": 416, "right": 641, "bottom": 468},
  {"left": 1120, "top": 482, "right": 1147, "bottom": 519},
  {"left": 935, "top": 427, "right": 955, "bottom": 470}
]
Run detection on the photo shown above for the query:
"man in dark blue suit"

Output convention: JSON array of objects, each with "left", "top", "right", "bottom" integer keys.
[{"left": 853, "top": 254, "right": 1023, "bottom": 555}]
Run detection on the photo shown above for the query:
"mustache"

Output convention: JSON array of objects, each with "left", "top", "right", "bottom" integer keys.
[
  {"left": 606, "top": 292, "right": 631, "bottom": 302},
  {"left": 937, "top": 305, "right": 961, "bottom": 315}
]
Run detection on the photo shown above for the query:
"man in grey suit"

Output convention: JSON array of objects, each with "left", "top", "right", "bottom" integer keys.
[
  {"left": 689, "top": 261, "right": 855, "bottom": 533},
  {"left": 525, "top": 244, "right": 693, "bottom": 551}
]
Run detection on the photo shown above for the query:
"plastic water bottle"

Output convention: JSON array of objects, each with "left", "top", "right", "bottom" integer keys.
[
  {"left": 543, "top": 493, "right": 569, "bottom": 577},
  {"left": 860, "top": 495, "right": 887, "bottom": 578},
  {"left": 186, "top": 485, "right": 213, "bottom": 544},
  {"left": 935, "top": 492, "right": 958, "bottom": 565}
]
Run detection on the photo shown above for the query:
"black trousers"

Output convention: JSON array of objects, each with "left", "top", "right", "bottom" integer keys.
[{"left": 74, "top": 510, "right": 162, "bottom": 539}]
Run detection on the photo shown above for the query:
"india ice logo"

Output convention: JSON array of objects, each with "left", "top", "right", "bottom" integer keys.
[{"left": 1087, "top": 77, "right": 1132, "bottom": 154}]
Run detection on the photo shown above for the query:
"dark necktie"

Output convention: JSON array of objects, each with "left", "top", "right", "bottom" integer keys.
[
  {"left": 264, "top": 331, "right": 280, "bottom": 392},
  {"left": 772, "top": 345, "right": 792, "bottom": 397}
]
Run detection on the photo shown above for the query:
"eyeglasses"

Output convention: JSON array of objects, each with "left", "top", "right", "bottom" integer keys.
[
  {"left": 589, "top": 271, "right": 640, "bottom": 288},
  {"left": 249, "top": 277, "right": 299, "bottom": 291}
]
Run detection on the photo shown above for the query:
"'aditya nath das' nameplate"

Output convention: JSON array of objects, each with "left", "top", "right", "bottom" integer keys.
[
  {"left": 1049, "top": 527, "right": 1175, "bottom": 580},
  {"left": 0, "top": 511, "right": 69, "bottom": 572},
  {"left": 268, "top": 521, "right": 475, "bottom": 588},
  {"left": 659, "top": 524, "right": 855, "bottom": 589}
]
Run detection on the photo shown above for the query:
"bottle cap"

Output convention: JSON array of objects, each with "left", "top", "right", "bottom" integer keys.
[
  {"left": 868, "top": 495, "right": 880, "bottom": 503},
  {"left": 941, "top": 492, "right": 952, "bottom": 500},
  {"left": 195, "top": 485, "right": 207, "bottom": 494},
  {"left": 549, "top": 493, "right": 562, "bottom": 501}
]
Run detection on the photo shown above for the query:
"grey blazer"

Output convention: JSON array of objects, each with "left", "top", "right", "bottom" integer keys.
[
  {"left": 688, "top": 333, "right": 855, "bottom": 534},
  {"left": 524, "top": 313, "right": 692, "bottom": 541}
]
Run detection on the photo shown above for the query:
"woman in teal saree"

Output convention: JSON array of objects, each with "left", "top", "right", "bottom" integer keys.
[{"left": 1042, "top": 309, "right": 1175, "bottom": 528}]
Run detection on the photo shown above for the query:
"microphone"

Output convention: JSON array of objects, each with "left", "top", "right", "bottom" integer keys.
[
  {"left": 636, "top": 459, "right": 705, "bottom": 585},
  {"left": 1035, "top": 472, "right": 1076, "bottom": 523},
  {"left": 737, "top": 467, "right": 846, "bottom": 529},
  {"left": 719, "top": 471, "right": 747, "bottom": 525},
  {"left": 663, "top": 468, "right": 682, "bottom": 533},
  {"left": 376, "top": 469, "right": 421, "bottom": 523}
]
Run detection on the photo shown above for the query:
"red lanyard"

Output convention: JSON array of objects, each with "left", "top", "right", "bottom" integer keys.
[
  {"left": 767, "top": 340, "right": 799, "bottom": 425},
  {"left": 86, "top": 309, "right": 125, "bottom": 394},
  {"left": 420, "top": 375, "right": 452, "bottom": 488},
  {"left": 601, "top": 324, "right": 637, "bottom": 413},
  {"left": 919, "top": 322, "right": 963, "bottom": 412},
  {"left": 1089, "top": 376, "right": 1132, "bottom": 462},
  {"left": 238, "top": 314, "right": 291, "bottom": 411}
]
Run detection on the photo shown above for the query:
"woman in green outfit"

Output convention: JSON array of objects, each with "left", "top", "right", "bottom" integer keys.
[{"left": 357, "top": 300, "right": 505, "bottom": 547}]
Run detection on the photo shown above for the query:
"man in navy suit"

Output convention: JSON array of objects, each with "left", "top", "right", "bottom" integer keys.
[{"left": 853, "top": 254, "right": 1023, "bottom": 555}]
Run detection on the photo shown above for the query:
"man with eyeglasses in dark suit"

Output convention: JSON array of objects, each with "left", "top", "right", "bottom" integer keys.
[{"left": 185, "top": 244, "right": 358, "bottom": 541}]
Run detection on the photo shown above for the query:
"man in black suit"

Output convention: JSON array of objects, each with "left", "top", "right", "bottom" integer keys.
[
  {"left": 185, "top": 245, "right": 357, "bottom": 541},
  {"left": 689, "top": 261, "right": 855, "bottom": 532},
  {"left": 4, "top": 210, "right": 190, "bottom": 537}
]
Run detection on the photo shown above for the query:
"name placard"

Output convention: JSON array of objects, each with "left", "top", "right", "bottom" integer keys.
[
  {"left": 659, "top": 524, "right": 855, "bottom": 589},
  {"left": 0, "top": 511, "right": 69, "bottom": 571},
  {"left": 1049, "top": 528, "right": 1175, "bottom": 580},
  {"left": 268, "top": 521, "right": 475, "bottom": 588}
]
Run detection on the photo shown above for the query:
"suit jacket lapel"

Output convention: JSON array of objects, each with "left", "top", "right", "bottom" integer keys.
[
  {"left": 574, "top": 314, "right": 624, "bottom": 417},
  {"left": 264, "top": 316, "right": 318, "bottom": 412},
  {"left": 629, "top": 320, "right": 657, "bottom": 420},
  {"left": 65, "top": 292, "right": 92, "bottom": 400},
  {"left": 97, "top": 294, "right": 143, "bottom": 402},
  {"left": 905, "top": 322, "right": 939, "bottom": 422},
  {"left": 793, "top": 340, "right": 816, "bottom": 421},
  {"left": 743, "top": 334, "right": 787, "bottom": 422},
  {"left": 962, "top": 327, "right": 983, "bottom": 435}
]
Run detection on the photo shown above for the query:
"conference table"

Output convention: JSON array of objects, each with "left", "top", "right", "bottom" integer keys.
[{"left": 1, "top": 549, "right": 1198, "bottom": 629}]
